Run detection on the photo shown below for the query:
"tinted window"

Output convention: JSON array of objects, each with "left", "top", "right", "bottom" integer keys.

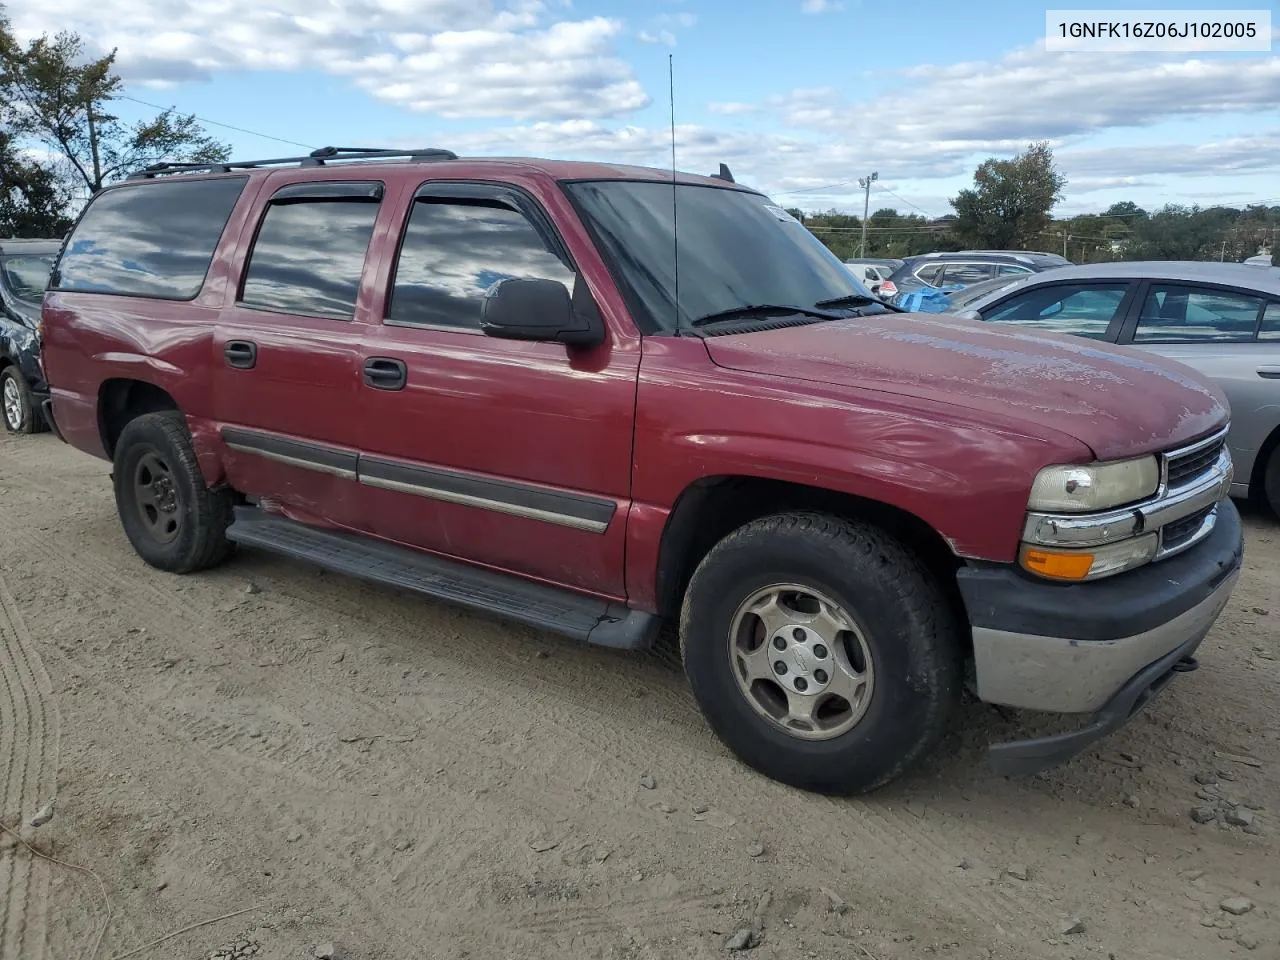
[
  {"left": 998, "top": 264, "right": 1032, "bottom": 275},
  {"left": 982, "top": 282, "right": 1129, "bottom": 340},
  {"left": 389, "top": 200, "right": 575, "bottom": 329},
  {"left": 1133, "top": 285, "right": 1264, "bottom": 343},
  {"left": 915, "top": 263, "right": 943, "bottom": 283},
  {"left": 939, "top": 263, "right": 996, "bottom": 285},
  {"left": 1258, "top": 302, "right": 1280, "bottom": 341},
  {"left": 55, "top": 178, "right": 246, "bottom": 298},
  {"left": 241, "top": 198, "right": 379, "bottom": 319},
  {"left": 566, "top": 181, "right": 878, "bottom": 333},
  {"left": 1, "top": 256, "right": 55, "bottom": 302}
]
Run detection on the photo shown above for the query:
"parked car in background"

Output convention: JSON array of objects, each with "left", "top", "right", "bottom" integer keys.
[
  {"left": 886, "top": 250, "right": 1072, "bottom": 305},
  {"left": 40, "top": 147, "right": 1241, "bottom": 794},
  {"left": 844, "top": 258, "right": 903, "bottom": 298},
  {"left": 950, "top": 261, "right": 1280, "bottom": 514},
  {"left": 1, "top": 238, "right": 59, "bottom": 434}
]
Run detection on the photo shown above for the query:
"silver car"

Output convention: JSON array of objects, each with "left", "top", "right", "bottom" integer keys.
[{"left": 949, "top": 261, "right": 1280, "bottom": 514}]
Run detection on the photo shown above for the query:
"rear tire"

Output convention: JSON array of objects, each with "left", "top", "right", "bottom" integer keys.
[
  {"left": 1, "top": 367, "right": 45, "bottom": 435},
  {"left": 1264, "top": 446, "right": 1280, "bottom": 519},
  {"left": 680, "top": 511, "right": 962, "bottom": 794},
  {"left": 112, "top": 411, "right": 235, "bottom": 573}
]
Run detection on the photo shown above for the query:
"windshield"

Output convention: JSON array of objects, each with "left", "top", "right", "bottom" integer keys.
[
  {"left": 1, "top": 255, "right": 55, "bottom": 304},
  {"left": 566, "top": 181, "right": 874, "bottom": 333}
]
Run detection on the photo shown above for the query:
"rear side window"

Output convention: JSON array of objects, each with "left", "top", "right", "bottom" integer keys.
[
  {"left": 388, "top": 199, "right": 574, "bottom": 329},
  {"left": 939, "top": 263, "right": 996, "bottom": 285},
  {"left": 915, "top": 263, "right": 943, "bottom": 283},
  {"left": 1133, "top": 285, "right": 1264, "bottom": 343},
  {"left": 1258, "top": 303, "right": 1280, "bottom": 341},
  {"left": 240, "top": 185, "right": 381, "bottom": 320},
  {"left": 54, "top": 178, "right": 247, "bottom": 299}
]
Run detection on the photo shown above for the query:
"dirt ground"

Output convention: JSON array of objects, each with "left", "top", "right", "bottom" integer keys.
[{"left": 1, "top": 431, "right": 1277, "bottom": 960}]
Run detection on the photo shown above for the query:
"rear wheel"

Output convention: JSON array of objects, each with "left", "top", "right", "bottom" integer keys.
[
  {"left": 1, "top": 367, "right": 45, "bottom": 435},
  {"left": 112, "top": 411, "right": 235, "bottom": 573},
  {"left": 680, "top": 511, "right": 962, "bottom": 794}
]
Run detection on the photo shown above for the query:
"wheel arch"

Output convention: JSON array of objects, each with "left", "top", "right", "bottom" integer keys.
[
  {"left": 654, "top": 475, "right": 966, "bottom": 635},
  {"left": 98, "top": 378, "right": 181, "bottom": 460}
]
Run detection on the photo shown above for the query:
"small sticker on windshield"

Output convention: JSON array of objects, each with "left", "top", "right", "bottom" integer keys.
[{"left": 762, "top": 204, "right": 800, "bottom": 223}]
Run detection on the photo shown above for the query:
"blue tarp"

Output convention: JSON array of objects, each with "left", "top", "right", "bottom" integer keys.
[{"left": 896, "top": 285, "right": 960, "bottom": 313}]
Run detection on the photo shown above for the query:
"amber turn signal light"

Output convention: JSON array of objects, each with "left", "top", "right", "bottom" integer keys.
[{"left": 1019, "top": 547, "right": 1094, "bottom": 581}]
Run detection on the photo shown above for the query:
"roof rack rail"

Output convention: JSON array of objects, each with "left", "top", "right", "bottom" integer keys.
[{"left": 127, "top": 145, "right": 459, "bottom": 180}]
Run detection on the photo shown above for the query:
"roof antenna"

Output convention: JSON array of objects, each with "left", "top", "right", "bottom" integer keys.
[{"left": 669, "top": 53, "right": 682, "bottom": 335}]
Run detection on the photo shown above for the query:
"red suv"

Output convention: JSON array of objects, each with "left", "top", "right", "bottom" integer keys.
[{"left": 39, "top": 147, "right": 1243, "bottom": 793}]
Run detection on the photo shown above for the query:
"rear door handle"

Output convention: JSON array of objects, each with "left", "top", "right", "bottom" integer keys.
[
  {"left": 363, "top": 357, "right": 407, "bottom": 391},
  {"left": 225, "top": 340, "right": 257, "bottom": 370},
  {"left": 1258, "top": 366, "right": 1280, "bottom": 379}
]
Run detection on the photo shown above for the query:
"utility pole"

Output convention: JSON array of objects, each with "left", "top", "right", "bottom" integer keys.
[{"left": 858, "top": 171, "right": 878, "bottom": 257}]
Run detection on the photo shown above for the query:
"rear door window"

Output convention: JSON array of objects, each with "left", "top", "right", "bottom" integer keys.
[
  {"left": 981, "top": 281, "right": 1131, "bottom": 340},
  {"left": 939, "top": 263, "right": 997, "bottom": 285},
  {"left": 1133, "top": 284, "right": 1265, "bottom": 342},
  {"left": 240, "top": 183, "right": 382, "bottom": 320},
  {"left": 54, "top": 177, "right": 247, "bottom": 299}
]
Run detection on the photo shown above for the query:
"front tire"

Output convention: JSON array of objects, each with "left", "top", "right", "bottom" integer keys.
[
  {"left": 1, "top": 367, "right": 45, "bottom": 435},
  {"left": 680, "top": 512, "right": 962, "bottom": 794},
  {"left": 112, "top": 411, "right": 235, "bottom": 573}
]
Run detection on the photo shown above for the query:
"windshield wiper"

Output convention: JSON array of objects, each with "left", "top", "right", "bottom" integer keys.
[
  {"left": 689, "top": 303, "right": 844, "bottom": 328},
  {"left": 814, "top": 293, "right": 904, "bottom": 313}
]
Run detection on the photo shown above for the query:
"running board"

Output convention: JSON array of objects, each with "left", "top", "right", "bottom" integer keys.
[{"left": 225, "top": 507, "right": 660, "bottom": 650}]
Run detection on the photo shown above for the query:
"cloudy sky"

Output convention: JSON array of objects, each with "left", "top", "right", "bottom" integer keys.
[{"left": 5, "top": 0, "right": 1278, "bottom": 216}]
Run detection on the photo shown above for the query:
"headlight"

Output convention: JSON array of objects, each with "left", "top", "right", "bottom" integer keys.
[
  {"left": 1020, "top": 533, "right": 1159, "bottom": 582},
  {"left": 1027, "top": 456, "right": 1159, "bottom": 513}
]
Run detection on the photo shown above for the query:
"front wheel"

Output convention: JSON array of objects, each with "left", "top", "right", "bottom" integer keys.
[
  {"left": 680, "top": 512, "right": 962, "bottom": 794},
  {"left": 112, "top": 411, "right": 236, "bottom": 573},
  {"left": 1, "top": 367, "right": 45, "bottom": 435}
]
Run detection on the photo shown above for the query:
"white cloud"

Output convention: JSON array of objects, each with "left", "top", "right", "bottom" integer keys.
[
  {"left": 1060, "top": 131, "right": 1280, "bottom": 180},
  {"left": 802, "top": 0, "right": 844, "bottom": 12},
  {"left": 776, "top": 44, "right": 1280, "bottom": 147},
  {"left": 7, "top": 0, "right": 649, "bottom": 120},
  {"left": 638, "top": 29, "right": 678, "bottom": 47}
]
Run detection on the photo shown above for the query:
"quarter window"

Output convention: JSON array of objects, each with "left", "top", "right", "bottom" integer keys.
[
  {"left": 388, "top": 199, "right": 574, "bottom": 329},
  {"left": 998, "top": 264, "right": 1032, "bottom": 275},
  {"left": 1133, "top": 285, "right": 1264, "bottom": 343},
  {"left": 240, "top": 191, "right": 381, "bottom": 320},
  {"left": 1258, "top": 302, "right": 1280, "bottom": 341},
  {"left": 914, "top": 263, "right": 943, "bottom": 283},
  {"left": 54, "top": 177, "right": 247, "bottom": 299},
  {"left": 982, "top": 282, "right": 1130, "bottom": 340}
]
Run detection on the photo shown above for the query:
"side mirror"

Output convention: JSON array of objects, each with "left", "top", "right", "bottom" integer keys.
[
  {"left": 480, "top": 276, "right": 604, "bottom": 348},
  {"left": 953, "top": 308, "right": 982, "bottom": 322}
]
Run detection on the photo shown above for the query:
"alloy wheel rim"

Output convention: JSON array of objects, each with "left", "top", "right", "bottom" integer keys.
[
  {"left": 727, "top": 583, "right": 875, "bottom": 741},
  {"left": 3, "top": 377, "right": 21, "bottom": 430}
]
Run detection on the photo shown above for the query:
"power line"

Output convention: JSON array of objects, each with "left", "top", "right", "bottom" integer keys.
[
  {"left": 111, "top": 95, "right": 317, "bottom": 150},
  {"left": 874, "top": 184, "right": 936, "bottom": 219}
]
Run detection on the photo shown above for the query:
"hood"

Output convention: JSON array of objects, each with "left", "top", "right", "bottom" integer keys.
[{"left": 703, "top": 313, "right": 1227, "bottom": 461}]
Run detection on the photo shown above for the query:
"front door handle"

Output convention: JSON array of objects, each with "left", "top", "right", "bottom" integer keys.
[
  {"left": 363, "top": 357, "right": 407, "bottom": 391},
  {"left": 225, "top": 340, "right": 257, "bottom": 370},
  {"left": 1258, "top": 366, "right": 1280, "bottom": 379}
]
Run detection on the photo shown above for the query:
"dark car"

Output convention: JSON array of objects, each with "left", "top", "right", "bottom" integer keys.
[
  {"left": 1, "top": 238, "right": 59, "bottom": 433},
  {"left": 883, "top": 250, "right": 1072, "bottom": 304},
  {"left": 40, "top": 146, "right": 1239, "bottom": 794}
]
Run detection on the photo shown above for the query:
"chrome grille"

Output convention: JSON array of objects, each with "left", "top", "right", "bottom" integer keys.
[
  {"left": 1167, "top": 434, "right": 1227, "bottom": 489},
  {"left": 1160, "top": 504, "right": 1215, "bottom": 553}
]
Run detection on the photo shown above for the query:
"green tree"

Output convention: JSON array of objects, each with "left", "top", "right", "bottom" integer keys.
[
  {"left": 1, "top": 17, "right": 229, "bottom": 194},
  {"left": 950, "top": 141, "right": 1066, "bottom": 249},
  {"left": 0, "top": 131, "right": 71, "bottom": 235}
]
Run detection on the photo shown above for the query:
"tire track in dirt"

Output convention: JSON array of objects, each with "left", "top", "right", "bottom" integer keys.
[
  {"left": 2, "top": 489, "right": 1055, "bottom": 952},
  {"left": 2, "top": 443, "right": 1071, "bottom": 950},
  {"left": 0, "top": 569, "right": 59, "bottom": 960}
]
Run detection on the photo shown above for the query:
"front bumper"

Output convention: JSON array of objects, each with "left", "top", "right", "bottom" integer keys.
[{"left": 957, "top": 498, "right": 1243, "bottom": 773}]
